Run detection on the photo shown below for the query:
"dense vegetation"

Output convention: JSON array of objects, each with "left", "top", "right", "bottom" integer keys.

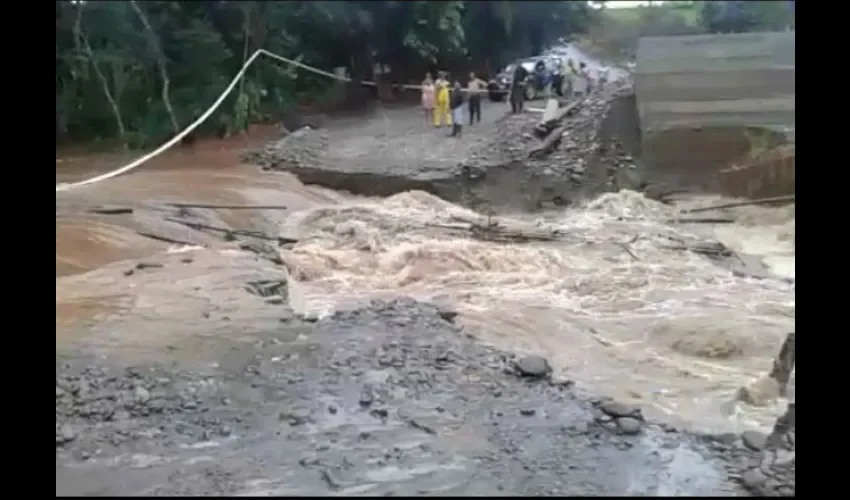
[
  {"left": 55, "top": 1, "right": 795, "bottom": 150},
  {"left": 55, "top": 0, "right": 594, "bottom": 149}
]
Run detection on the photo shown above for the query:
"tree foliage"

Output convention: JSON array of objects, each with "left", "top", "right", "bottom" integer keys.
[
  {"left": 584, "top": 1, "right": 793, "bottom": 63},
  {"left": 56, "top": 0, "right": 592, "bottom": 149},
  {"left": 698, "top": 1, "right": 794, "bottom": 34},
  {"left": 586, "top": 3, "right": 703, "bottom": 61}
]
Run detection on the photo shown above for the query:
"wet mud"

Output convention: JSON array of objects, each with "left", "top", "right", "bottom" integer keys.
[{"left": 57, "top": 298, "right": 785, "bottom": 496}]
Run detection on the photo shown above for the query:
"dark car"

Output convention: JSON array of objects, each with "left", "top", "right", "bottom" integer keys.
[{"left": 487, "top": 56, "right": 564, "bottom": 102}]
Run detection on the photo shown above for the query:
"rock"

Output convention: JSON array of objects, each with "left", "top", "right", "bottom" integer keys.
[
  {"left": 566, "top": 422, "right": 589, "bottom": 435},
  {"left": 75, "top": 378, "right": 90, "bottom": 397},
  {"left": 133, "top": 386, "right": 151, "bottom": 404},
  {"left": 549, "top": 376, "right": 574, "bottom": 388},
  {"left": 740, "top": 468, "right": 768, "bottom": 489},
  {"left": 280, "top": 409, "right": 311, "bottom": 426},
  {"left": 613, "top": 168, "right": 645, "bottom": 191},
  {"left": 735, "top": 376, "right": 780, "bottom": 407},
  {"left": 112, "top": 410, "right": 131, "bottom": 421},
  {"left": 616, "top": 417, "right": 642, "bottom": 435},
  {"left": 598, "top": 400, "right": 641, "bottom": 419},
  {"left": 359, "top": 385, "right": 375, "bottom": 407},
  {"left": 513, "top": 355, "right": 552, "bottom": 378},
  {"left": 436, "top": 307, "right": 458, "bottom": 324},
  {"left": 741, "top": 430, "right": 767, "bottom": 451},
  {"left": 57, "top": 424, "right": 77, "bottom": 445},
  {"left": 135, "top": 262, "right": 164, "bottom": 270},
  {"left": 709, "top": 433, "right": 738, "bottom": 445},
  {"left": 369, "top": 408, "right": 389, "bottom": 420}
]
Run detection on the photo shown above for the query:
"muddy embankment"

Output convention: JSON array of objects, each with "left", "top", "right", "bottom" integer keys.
[
  {"left": 57, "top": 296, "right": 793, "bottom": 496},
  {"left": 245, "top": 84, "right": 793, "bottom": 209},
  {"left": 245, "top": 91, "right": 647, "bottom": 212}
]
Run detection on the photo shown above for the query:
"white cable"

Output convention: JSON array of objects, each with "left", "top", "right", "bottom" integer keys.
[{"left": 58, "top": 48, "right": 259, "bottom": 193}]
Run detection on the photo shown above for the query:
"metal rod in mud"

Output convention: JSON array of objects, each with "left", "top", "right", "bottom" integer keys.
[
  {"left": 163, "top": 217, "right": 278, "bottom": 241},
  {"left": 681, "top": 195, "right": 795, "bottom": 214},
  {"left": 135, "top": 231, "right": 196, "bottom": 246},
  {"left": 165, "top": 202, "right": 289, "bottom": 210}
]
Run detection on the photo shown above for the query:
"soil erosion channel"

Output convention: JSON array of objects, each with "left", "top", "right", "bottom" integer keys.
[{"left": 57, "top": 99, "right": 794, "bottom": 494}]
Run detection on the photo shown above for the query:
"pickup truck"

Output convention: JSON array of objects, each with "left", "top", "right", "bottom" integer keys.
[{"left": 487, "top": 56, "right": 565, "bottom": 102}]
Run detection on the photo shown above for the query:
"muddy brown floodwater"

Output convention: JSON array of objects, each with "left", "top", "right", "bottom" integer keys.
[{"left": 57, "top": 99, "right": 793, "bottom": 495}]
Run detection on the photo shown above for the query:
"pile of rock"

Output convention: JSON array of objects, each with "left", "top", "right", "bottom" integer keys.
[
  {"left": 56, "top": 364, "right": 240, "bottom": 452},
  {"left": 241, "top": 126, "right": 329, "bottom": 172},
  {"left": 460, "top": 83, "right": 646, "bottom": 208},
  {"left": 545, "top": 88, "right": 644, "bottom": 192}
]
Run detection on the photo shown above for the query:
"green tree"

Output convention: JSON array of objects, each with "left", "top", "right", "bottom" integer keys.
[
  {"left": 699, "top": 1, "right": 792, "bottom": 33},
  {"left": 56, "top": 0, "right": 592, "bottom": 150}
]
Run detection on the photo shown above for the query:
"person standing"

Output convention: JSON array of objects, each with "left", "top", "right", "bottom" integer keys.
[
  {"left": 597, "top": 66, "right": 609, "bottom": 92},
  {"left": 562, "top": 59, "right": 575, "bottom": 99},
  {"left": 421, "top": 73, "right": 436, "bottom": 126},
  {"left": 449, "top": 80, "right": 465, "bottom": 137},
  {"left": 466, "top": 72, "right": 486, "bottom": 125},
  {"left": 580, "top": 62, "right": 593, "bottom": 94},
  {"left": 509, "top": 63, "right": 529, "bottom": 113},
  {"left": 551, "top": 58, "right": 564, "bottom": 97},
  {"left": 573, "top": 62, "right": 589, "bottom": 99},
  {"left": 433, "top": 71, "right": 452, "bottom": 128}
]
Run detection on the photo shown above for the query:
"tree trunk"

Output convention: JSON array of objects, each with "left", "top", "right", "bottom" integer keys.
[
  {"left": 129, "top": 0, "right": 180, "bottom": 137},
  {"left": 239, "top": 4, "right": 252, "bottom": 97},
  {"left": 75, "top": 5, "right": 128, "bottom": 150},
  {"left": 238, "top": 3, "right": 252, "bottom": 135}
]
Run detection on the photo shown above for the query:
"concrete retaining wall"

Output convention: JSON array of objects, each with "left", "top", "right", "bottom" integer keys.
[
  {"left": 634, "top": 32, "right": 795, "bottom": 193},
  {"left": 636, "top": 31, "right": 795, "bottom": 132}
]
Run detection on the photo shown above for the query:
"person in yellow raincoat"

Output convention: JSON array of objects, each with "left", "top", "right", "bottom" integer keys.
[{"left": 433, "top": 71, "right": 452, "bottom": 128}]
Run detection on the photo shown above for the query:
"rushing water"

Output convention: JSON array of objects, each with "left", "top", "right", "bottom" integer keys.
[
  {"left": 57, "top": 155, "right": 794, "bottom": 436},
  {"left": 278, "top": 189, "right": 794, "bottom": 434}
]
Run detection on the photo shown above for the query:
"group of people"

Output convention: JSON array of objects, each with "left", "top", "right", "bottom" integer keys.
[
  {"left": 509, "top": 58, "right": 602, "bottom": 113},
  {"left": 419, "top": 59, "right": 608, "bottom": 136},
  {"left": 420, "top": 71, "right": 487, "bottom": 138}
]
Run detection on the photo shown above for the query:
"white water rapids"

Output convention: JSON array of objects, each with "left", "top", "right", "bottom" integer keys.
[{"left": 278, "top": 189, "right": 794, "bottom": 434}]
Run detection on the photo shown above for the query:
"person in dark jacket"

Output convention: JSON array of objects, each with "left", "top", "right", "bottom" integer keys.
[
  {"left": 509, "top": 63, "right": 529, "bottom": 113},
  {"left": 449, "top": 80, "right": 465, "bottom": 137}
]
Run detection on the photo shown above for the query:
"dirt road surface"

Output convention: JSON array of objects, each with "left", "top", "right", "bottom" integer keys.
[{"left": 57, "top": 49, "right": 793, "bottom": 496}]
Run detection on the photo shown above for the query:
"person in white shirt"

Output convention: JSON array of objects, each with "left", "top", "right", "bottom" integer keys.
[
  {"left": 573, "top": 62, "right": 589, "bottom": 98},
  {"left": 466, "top": 72, "right": 486, "bottom": 125}
]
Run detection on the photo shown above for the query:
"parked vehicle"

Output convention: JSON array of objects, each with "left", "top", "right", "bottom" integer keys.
[{"left": 487, "top": 56, "right": 564, "bottom": 102}]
